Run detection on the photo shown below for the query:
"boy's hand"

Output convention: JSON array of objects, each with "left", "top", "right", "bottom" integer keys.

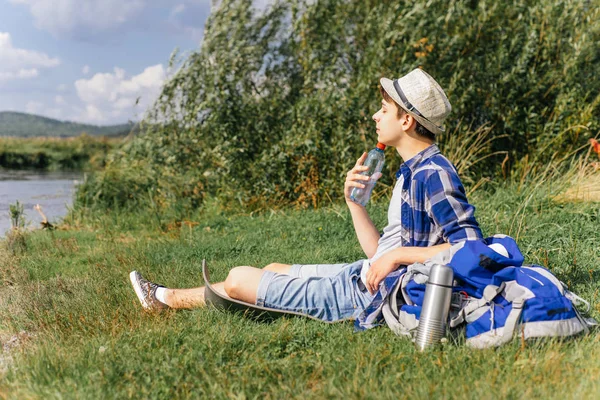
[
  {"left": 365, "top": 252, "right": 400, "bottom": 294},
  {"left": 344, "top": 152, "right": 370, "bottom": 204}
]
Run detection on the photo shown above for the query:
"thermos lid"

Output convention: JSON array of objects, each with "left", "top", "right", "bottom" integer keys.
[{"left": 428, "top": 264, "right": 454, "bottom": 286}]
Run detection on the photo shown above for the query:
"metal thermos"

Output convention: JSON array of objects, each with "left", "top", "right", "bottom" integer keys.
[{"left": 415, "top": 264, "right": 454, "bottom": 351}]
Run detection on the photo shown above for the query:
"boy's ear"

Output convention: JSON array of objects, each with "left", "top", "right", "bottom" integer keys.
[{"left": 400, "top": 111, "right": 416, "bottom": 131}]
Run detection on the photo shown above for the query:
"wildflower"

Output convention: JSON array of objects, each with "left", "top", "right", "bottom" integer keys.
[{"left": 590, "top": 138, "right": 600, "bottom": 155}]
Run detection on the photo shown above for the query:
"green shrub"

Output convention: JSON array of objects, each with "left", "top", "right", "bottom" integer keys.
[
  {"left": 76, "top": 0, "right": 600, "bottom": 212},
  {"left": 6, "top": 200, "right": 28, "bottom": 255},
  {"left": 75, "top": 161, "right": 156, "bottom": 210}
]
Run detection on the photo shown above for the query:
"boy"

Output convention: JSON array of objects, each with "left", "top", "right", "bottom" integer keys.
[{"left": 130, "top": 68, "right": 482, "bottom": 321}]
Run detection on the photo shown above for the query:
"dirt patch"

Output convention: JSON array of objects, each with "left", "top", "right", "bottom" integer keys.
[{"left": 0, "top": 331, "right": 36, "bottom": 376}]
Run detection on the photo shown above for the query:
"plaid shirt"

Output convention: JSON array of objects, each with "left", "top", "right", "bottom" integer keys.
[{"left": 356, "top": 144, "right": 482, "bottom": 330}]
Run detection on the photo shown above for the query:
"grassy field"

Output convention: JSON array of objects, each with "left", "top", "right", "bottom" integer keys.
[
  {"left": 1, "top": 178, "right": 600, "bottom": 399},
  {"left": 0, "top": 135, "right": 123, "bottom": 171}
]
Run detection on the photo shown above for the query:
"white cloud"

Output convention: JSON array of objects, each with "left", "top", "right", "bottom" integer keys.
[
  {"left": 0, "top": 32, "right": 59, "bottom": 82},
  {"left": 0, "top": 68, "right": 39, "bottom": 81},
  {"left": 25, "top": 100, "right": 43, "bottom": 114},
  {"left": 74, "top": 64, "right": 166, "bottom": 123},
  {"left": 83, "top": 104, "right": 104, "bottom": 122},
  {"left": 46, "top": 107, "right": 63, "bottom": 119},
  {"left": 16, "top": 68, "right": 39, "bottom": 78},
  {"left": 82, "top": 65, "right": 90, "bottom": 75},
  {"left": 55, "top": 95, "right": 66, "bottom": 105},
  {"left": 114, "top": 97, "right": 136, "bottom": 110},
  {"left": 171, "top": 3, "right": 186, "bottom": 17},
  {"left": 10, "top": 0, "right": 212, "bottom": 41},
  {"left": 57, "top": 83, "right": 67, "bottom": 91},
  {"left": 10, "top": 0, "right": 146, "bottom": 39}
]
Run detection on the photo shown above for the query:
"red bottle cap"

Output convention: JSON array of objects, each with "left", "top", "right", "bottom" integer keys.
[{"left": 376, "top": 143, "right": 386, "bottom": 150}]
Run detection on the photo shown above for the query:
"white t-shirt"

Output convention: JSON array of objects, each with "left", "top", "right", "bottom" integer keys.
[{"left": 360, "top": 176, "right": 405, "bottom": 284}]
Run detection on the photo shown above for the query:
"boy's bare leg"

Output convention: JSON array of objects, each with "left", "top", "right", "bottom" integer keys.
[
  {"left": 162, "top": 263, "right": 292, "bottom": 309},
  {"left": 162, "top": 283, "right": 224, "bottom": 309},
  {"left": 262, "top": 263, "right": 292, "bottom": 274}
]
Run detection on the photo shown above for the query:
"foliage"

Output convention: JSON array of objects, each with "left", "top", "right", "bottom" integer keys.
[
  {"left": 4, "top": 229, "right": 27, "bottom": 257},
  {"left": 77, "top": 0, "right": 600, "bottom": 212},
  {"left": 0, "top": 135, "right": 122, "bottom": 171},
  {"left": 2, "top": 178, "right": 600, "bottom": 397},
  {"left": 74, "top": 159, "right": 157, "bottom": 210},
  {"left": 0, "top": 111, "right": 134, "bottom": 138},
  {"left": 8, "top": 200, "right": 25, "bottom": 230},
  {"left": 5, "top": 201, "right": 27, "bottom": 255}
]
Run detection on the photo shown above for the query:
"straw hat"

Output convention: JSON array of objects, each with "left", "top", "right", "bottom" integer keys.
[{"left": 380, "top": 69, "right": 451, "bottom": 135}]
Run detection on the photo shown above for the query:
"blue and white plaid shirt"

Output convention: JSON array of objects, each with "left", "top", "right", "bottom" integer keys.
[{"left": 356, "top": 144, "right": 482, "bottom": 330}]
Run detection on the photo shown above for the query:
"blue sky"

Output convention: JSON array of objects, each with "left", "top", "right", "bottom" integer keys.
[{"left": 0, "top": 0, "right": 215, "bottom": 125}]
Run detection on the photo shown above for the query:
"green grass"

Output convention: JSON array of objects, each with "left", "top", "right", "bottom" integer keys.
[{"left": 1, "top": 181, "right": 600, "bottom": 399}]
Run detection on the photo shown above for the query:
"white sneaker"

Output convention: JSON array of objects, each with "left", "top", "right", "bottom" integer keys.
[{"left": 129, "top": 271, "right": 169, "bottom": 311}]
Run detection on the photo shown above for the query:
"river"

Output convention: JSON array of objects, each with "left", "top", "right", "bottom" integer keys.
[{"left": 0, "top": 170, "right": 82, "bottom": 237}]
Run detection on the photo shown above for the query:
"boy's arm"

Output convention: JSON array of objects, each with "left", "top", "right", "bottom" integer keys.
[
  {"left": 364, "top": 243, "right": 451, "bottom": 294},
  {"left": 426, "top": 168, "right": 482, "bottom": 243},
  {"left": 346, "top": 201, "right": 380, "bottom": 259},
  {"left": 344, "top": 152, "right": 380, "bottom": 258}
]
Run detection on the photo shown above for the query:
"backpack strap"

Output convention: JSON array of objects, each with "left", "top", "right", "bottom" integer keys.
[
  {"left": 501, "top": 298, "right": 525, "bottom": 342},
  {"left": 563, "top": 287, "right": 596, "bottom": 333},
  {"left": 382, "top": 271, "right": 414, "bottom": 337},
  {"left": 450, "top": 283, "right": 505, "bottom": 328},
  {"left": 565, "top": 290, "right": 591, "bottom": 313},
  {"left": 384, "top": 272, "right": 404, "bottom": 320},
  {"left": 565, "top": 290, "right": 596, "bottom": 334}
]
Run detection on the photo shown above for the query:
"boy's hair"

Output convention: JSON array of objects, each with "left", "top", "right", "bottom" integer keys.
[{"left": 379, "top": 86, "right": 436, "bottom": 141}]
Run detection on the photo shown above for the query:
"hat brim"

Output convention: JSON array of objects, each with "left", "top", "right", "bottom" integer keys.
[{"left": 380, "top": 77, "right": 444, "bottom": 135}]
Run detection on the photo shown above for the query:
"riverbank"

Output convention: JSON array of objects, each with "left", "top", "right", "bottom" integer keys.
[
  {"left": 1, "top": 179, "right": 599, "bottom": 398},
  {"left": 0, "top": 135, "right": 123, "bottom": 171},
  {"left": 0, "top": 170, "right": 81, "bottom": 236}
]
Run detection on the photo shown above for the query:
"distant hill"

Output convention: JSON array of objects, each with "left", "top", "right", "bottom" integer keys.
[{"left": 0, "top": 111, "right": 136, "bottom": 137}]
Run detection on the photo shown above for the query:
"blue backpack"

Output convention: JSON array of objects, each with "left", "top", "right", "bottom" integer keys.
[{"left": 381, "top": 235, "right": 596, "bottom": 348}]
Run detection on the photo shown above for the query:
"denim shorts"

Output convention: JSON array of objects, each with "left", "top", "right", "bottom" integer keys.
[{"left": 255, "top": 260, "right": 374, "bottom": 322}]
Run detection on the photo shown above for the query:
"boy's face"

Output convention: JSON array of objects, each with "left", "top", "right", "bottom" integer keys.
[{"left": 372, "top": 98, "right": 406, "bottom": 147}]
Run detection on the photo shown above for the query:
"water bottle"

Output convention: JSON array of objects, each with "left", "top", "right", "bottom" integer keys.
[
  {"left": 350, "top": 143, "right": 386, "bottom": 206},
  {"left": 415, "top": 264, "right": 454, "bottom": 351}
]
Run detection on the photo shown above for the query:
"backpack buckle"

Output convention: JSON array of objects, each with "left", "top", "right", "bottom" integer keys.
[{"left": 512, "top": 299, "right": 525, "bottom": 309}]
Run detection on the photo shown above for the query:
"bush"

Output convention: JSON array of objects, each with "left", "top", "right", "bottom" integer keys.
[
  {"left": 6, "top": 201, "right": 27, "bottom": 255},
  {"left": 76, "top": 0, "right": 600, "bottom": 212}
]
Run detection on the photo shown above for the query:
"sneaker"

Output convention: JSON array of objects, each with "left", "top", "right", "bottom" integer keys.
[{"left": 129, "top": 271, "right": 169, "bottom": 311}]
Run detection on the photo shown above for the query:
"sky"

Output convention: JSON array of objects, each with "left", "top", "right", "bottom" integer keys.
[{"left": 0, "top": 0, "right": 217, "bottom": 126}]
